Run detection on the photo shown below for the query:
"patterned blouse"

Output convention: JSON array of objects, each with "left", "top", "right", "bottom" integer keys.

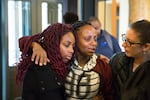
[{"left": 65, "top": 54, "right": 100, "bottom": 100}]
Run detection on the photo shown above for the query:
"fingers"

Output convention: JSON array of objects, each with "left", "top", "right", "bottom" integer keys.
[
  {"left": 31, "top": 52, "right": 49, "bottom": 66},
  {"left": 39, "top": 55, "right": 47, "bottom": 66},
  {"left": 31, "top": 52, "right": 40, "bottom": 65},
  {"left": 31, "top": 42, "right": 49, "bottom": 66},
  {"left": 44, "top": 58, "right": 50, "bottom": 65},
  {"left": 99, "top": 54, "right": 110, "bottom": 63}
]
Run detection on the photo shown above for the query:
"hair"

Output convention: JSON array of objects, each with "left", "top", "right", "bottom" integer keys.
[
  {"left": 71, "top": 21, "right": 92, "bottom": 54},
  {"left": 16, "top": 23, "right": 75, "bottom": 84},
  {"left": 130, "top": 19, "right": 150, "bottom": 44},
  {"left": 72, "top": 21, "right": 91, "bottom": 32},
  {"left": 88, "top": 16, "right": 101, "bottom": 24},
  {"left": 63, "top": 12, "right": 79, "bottom": 24}
]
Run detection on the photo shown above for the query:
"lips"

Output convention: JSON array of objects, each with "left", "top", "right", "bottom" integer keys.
[
  {"left": 66, "top": 56, "right": 72, "bottom": 60},
  {"left": 88, "top": 48, "right": 96, "bottom": 53}
]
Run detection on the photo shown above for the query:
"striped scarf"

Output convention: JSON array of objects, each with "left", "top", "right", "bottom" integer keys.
[{"left": 65, "top": 54, "right": 100, "bottom": 100}]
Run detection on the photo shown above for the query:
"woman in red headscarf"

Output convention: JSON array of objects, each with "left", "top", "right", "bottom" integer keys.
[{"left": 16, "top": 23, "right": 76, "bottom": 100}]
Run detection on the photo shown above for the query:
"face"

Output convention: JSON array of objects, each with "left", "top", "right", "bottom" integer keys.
[
  {"left": 90, "top": 20, "right": 101, "bottom": 35},
  {"left": 77, "top": 25, "right": 97, "bottom": 57},
  {"left": 122, "top": 28, "right": 145, "bottom": 58},
  {"left": 60, "top": 32, "right": 75, "bottom": 63}
]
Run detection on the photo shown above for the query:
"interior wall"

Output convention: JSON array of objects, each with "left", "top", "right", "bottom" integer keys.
[
  {"left": 129, "top": 0, "right": 150, "bottom": 23},
  {"left": 98, "top": 1, "right": 112, "bottom": 35},
  {"left": 148, "top": 0, "right": 150, "bottom": 20}
]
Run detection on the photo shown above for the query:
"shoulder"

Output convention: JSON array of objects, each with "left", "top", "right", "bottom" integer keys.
[
  {"left": 109, "top": 52, "right": 126, "bottom": 65},
  {"left": 101, "top": 29, "right": 110, "bottom": 35},
  {"left": 102, "top": 30, "right": 118, "bottom": 43},
  {"left": 102, "top": 30, "right": 117, "bottom": 40},
  {"left": 111, "top": 52, "right": 124, "bottom": 58},
  {"left": 28, "top": 63, "right": 51, "bottom": 71},
  {"left": 93, "top": 58, "right": 112, "bottom": 76},
  {"left": 109, "top": 52, "right": 132, "bottom": 74}
]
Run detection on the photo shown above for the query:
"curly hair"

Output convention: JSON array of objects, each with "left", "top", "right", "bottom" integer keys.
[
  {"left": 63, "top": 12, "right": 79, "bottom": 24},
  {"left": 16, "top": 23, "right": 75, "bottom": 84}
]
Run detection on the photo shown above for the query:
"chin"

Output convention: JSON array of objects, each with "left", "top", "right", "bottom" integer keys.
[
  {"left": 88, "top": 52, "right": 94, "bottom": 56},
  {"left": 63, "top": 59, "right": 69, "bottom": 64},
  {"left": 125, "top": 52, "right": 132, "bottom": 57}
]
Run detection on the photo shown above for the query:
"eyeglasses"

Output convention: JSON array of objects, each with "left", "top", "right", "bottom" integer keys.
[{"left": 122, "top": 34, "right": 144, "bottom": 47}]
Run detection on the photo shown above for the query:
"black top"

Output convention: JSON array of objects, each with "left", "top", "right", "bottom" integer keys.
[
  {"left": 109, "top": 52, "right": 150, "bottom": 100},
  {"left": 22, "top": 63, "right": 65, "bottom": 100}
]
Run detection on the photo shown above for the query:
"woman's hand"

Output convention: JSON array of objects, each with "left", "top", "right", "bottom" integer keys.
[
  {"left": 31, "top": 42, "right": 50, "bottom": 66},
  {"left": 99, "top": 54, "right": 109, "bottom": 63}
]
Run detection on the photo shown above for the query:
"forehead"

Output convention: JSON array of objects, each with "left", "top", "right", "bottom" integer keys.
[
  {"left": 126, "top": 28, "right": 140, "bottom": 41},
  {"left": 78, "top": 25, "right": 96, "bottom": 33},
  {"left": 61, "top": 32, "right": 75, "bottom": 41}
]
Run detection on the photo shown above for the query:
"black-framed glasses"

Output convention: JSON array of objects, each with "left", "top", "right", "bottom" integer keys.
[{"left": 122, "top": 34, "right": 144, "bottom": 47}]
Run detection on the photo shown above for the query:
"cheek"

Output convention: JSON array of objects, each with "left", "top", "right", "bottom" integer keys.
[
  {"left": 77, "top": 42, "right": 86, "bottom": 50},
  {"left": 125, "top": 47, "right": 142, "bottom": 57},
  {"left": 60, "top": 46, "right": 65, "bottom": 58},
  {"left": 77, "top": 43, "right": 88, "bottom": 53}
]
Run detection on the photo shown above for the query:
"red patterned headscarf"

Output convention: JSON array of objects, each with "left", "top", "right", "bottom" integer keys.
[{"left": 16, "top": 23, "right": 75, "bottom": 84}]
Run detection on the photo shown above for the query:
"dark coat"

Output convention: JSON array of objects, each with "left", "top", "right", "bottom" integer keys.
[
  {"left": 22, "top": 63, "right": 66, "bottom": 100},
  {"left": 109, "top": 52, "right": 150, "bottom": 100}
]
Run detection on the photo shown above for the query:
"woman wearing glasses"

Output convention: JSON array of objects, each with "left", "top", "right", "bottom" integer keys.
[{"left": 109, "top": 20, "right": 150, "bottom": 100}]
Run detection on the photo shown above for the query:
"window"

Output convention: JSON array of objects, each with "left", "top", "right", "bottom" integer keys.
[
  {"left": 41, "top": 2, "right": 62, "bottom": 31},
  {"left": 8, "top": 0, "right": 30, "bottom": 66},
  {"left": 58, "top": 3, "right": 62, "bottom": 23},
  {"left": 42, "top": 2, "right": 48, "bottom": 30}
]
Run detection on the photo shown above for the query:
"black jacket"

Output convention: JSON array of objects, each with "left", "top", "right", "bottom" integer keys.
[
  {"left": 109, "top": 52, "right": 150, "bottom": 100},
  {"left": 22, "top": 63, "right": 65, "bottom": 100}
]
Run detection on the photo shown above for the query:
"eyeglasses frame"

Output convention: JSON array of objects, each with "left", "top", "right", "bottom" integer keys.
[{"left": 122, "top": 34, "right": 144, "bottom": 47}]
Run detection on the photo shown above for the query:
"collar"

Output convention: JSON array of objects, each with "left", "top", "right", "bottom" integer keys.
[{"left": 72, "top": 54, "right": 98, "bottom": 71}]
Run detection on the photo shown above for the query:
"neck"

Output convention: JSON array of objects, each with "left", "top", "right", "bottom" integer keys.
[
  {"left": 133, "top": 54, "right": 150, "bottom": 72},
  {"left": 77, "top": 53, "right": 91, "bottom": 67}
]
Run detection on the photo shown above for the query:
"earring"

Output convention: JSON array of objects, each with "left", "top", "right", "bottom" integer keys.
[{"left": 143, "top": 51, "right": 147, "bottom": 54}]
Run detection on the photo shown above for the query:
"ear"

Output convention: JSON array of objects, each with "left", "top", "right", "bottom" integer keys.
[{"left": 143, "top": 43, "right": 150, "bottom": 52}]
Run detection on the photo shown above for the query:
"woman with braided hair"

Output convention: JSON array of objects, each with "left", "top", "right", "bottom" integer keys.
[{"left": 17, "top": 23, "right": 75, "bottom": 100}]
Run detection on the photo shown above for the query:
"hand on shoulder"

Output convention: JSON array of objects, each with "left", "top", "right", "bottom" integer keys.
[
  {"left": 99, "top": 54, "right": 109, "bottom": 63},
  {"left": 31, "top": 42, "right": 50, "bottom": 66}
]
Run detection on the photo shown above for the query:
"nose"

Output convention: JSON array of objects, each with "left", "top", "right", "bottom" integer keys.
[
  {"left": 69, "top": 46, "right": 74, "bottom": 54},
  {"left": 122, "top": 42, "right": 127, "bottom": 48},
  {"left": 91, "top": 39, "right": 97, "bottom": 47}
]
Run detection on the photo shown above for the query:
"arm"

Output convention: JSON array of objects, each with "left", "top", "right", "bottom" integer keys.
[
  {"left": 31, "top": 42, "right": 49, "bottom": 66},
  {"left": 19, "top": 35, "right": 49, "bottom": 66}
]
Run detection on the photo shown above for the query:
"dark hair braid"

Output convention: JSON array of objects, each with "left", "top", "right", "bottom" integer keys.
[{"left": 16, "top": 23, "right": 74, "bottom": 84}]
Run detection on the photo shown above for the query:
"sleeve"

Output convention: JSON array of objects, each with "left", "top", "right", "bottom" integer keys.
[
  {"left": 109, "top": 52, "right": 124, "bottom": 100},
  {"left": 111, "top": 37, "right": 122, "bottom": 53},
  {"left": 93, "top": 59, "right": 114, "bottom": 100},
  {"left": 19, "top": 34, "right": 40, "bottom": 55},
  {"left": 22, "top": 65, "right": 37, "bottom": 100}
]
